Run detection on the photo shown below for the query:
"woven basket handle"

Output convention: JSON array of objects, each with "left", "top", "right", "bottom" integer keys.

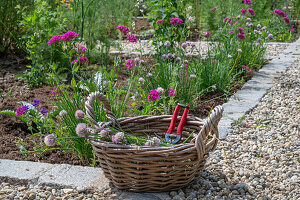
[
  {"left": 194, "top": 105, "right": 224, "bottom": 159},
  {"left": 85, "top": 92, "right": 118, "bottom": 126}
]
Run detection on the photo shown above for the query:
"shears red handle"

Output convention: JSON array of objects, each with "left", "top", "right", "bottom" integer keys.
[{"left": 165, "top": 104, "right": 189, "bottom": 144}]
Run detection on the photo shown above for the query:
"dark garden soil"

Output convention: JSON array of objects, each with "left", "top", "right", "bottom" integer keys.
[{"left": 0, "top": 54, "right": 248, "bottom": 166}]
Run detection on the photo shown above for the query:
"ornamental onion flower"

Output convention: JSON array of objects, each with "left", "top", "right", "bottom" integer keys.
[
  {"left": 212, "top": 85, "right": 217, "bottom": 90},
  {"left": 164, "top": 41, "right": 171, "bottom": 47},
  {"left": 75, "top": 110, "right": 85, "bottom": 119},
  {"left": 145, "top": 137, "right": 161, "bottom": 147},
  {"left": 238, "top": 27, "right": 244, "bottom": 34},
  {"left": 99, "top": 129, "right": 108, "bottom": 137},
  {"left": 156, "top": 87, "right": 164, "bottom": 94},
  {"left": 241, "top": 8, "right": 247, "bottom": 15},
  {"left": 175, "top": 57, "right": 181, "bottom": 62},
  {"left": 237, "top": 33, "right": 246, "bottom": 40},
  {"left": 168, "top": 88, "right": 176, "bottom": 97},
  {"left": 167, "top": 53, "right": 174, "bottom": 59},
  {"left": 170, "top": 18, "right": 184, "bottom": 26},
  {"left": 59, "top": 110, "right": 67, "bottom": 117},
  {"left": 268, "top": 34, "right": 273, "bottom": 40},
  {"left": 147, "top": 90, "right": 160, "bottom": 102},
  {"left": 204, "top": 31, "right": 211, "bottom": 38},
  {"left": 76, "top": 123, "right": 88, "bottom": 137},
  {"left": 237, "top": 49, "right": 242, "bottom": 53},
  {"left": 138, "top": 77, "right": 145, "bottom": 84},
  {"left": 44, "top": 133, "right": 57, "bottom": 147},
  {"left": 112, "top": 132, "right": 124, "bottom": 144}
]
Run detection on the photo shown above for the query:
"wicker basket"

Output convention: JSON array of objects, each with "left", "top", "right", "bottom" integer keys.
[{"left": 85, "top": 92, "right": 224, "bottom": 192}]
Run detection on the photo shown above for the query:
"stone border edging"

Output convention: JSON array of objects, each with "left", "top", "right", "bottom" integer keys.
[{"left": 0, "top": 38, "right": 299, "bottom": 199}]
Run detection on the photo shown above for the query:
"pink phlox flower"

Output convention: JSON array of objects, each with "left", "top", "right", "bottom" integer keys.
[
  {"left": 168, "top": 88, "right": 176, "bottom": 97},
  {"left": 238, "top": 27, "right": 244, "bottom": 34},
  {"left": 237, "top": 33, "right": 246, "bottom": 40},
  {"left": 71, "top": 60, "right": 78, "bottom": 65},
  {"left": 147, "top": 90, "right": 160, "bottom": 102},
  {"left": 156, "top": 19, "right": 164, "bottom": 24},
  {"left": 170, "top": 18, "right": 184, "bottom": 26},
  {"left": 223, "top": 17, "right": 233, "bottom": 24},
  {"left": 51, "top": 88, "right": 64, "bottom": 96},
  {"left": 79, "top": 56, "right": 88, "bottom": 64},
  {"left": 248, "top": 8, "right": 256, "bottom": 16},
  {"left": 48, "top": 35, "right": 61, "bottom": 45},
  {"left": 125, "top": 59, "right": 135, "bottom": 69},
  {"left": 242, "top": 65, "right": 251, "bottom": 72},
  {"left": 126, "top": 33, "right": 138, "bottom": 43},
  {"left": 61, "top": 31, "right": 79, "bottom": 41},
  {"left": 15, "top": 105, "right": 29, "bottom": 117},
  {"left": 241, "top": 8, "right": 247, "bottom": 15},
  {"left": 243, "top": 0, "right": 251, "bottom": 5},
  {"left": 274, "top": 9, "right": 286, "bottom": 17},
  {"left": 290, "top": 25, "right": 295, "bottom": 32},
  {"left": 117, "top": 25, "right": 130, "bottom": 34},
  {"left": 210, "top": 7, "right": 217, "bottom": 12}
]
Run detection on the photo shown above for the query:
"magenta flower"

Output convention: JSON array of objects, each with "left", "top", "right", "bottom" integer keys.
[
  {"left": 79, "top": 57, "right": 88, "bottom": 64},
  {"left": 204, "top": 31, "right": 211, "bottom": 38},
  {"left": 15, "top": 106, "right": 29, "bottom": 117},
  {"left": 76, "top": 123, "right": 88, "bottom": 137},
  {"left": 164, "top": 41, "right": 171, "bottom": 47},
  {"left": 175, "top": 57, "right": 181, "bottom": 62},
  {"left": 212, "top": 85, "right": 217, "bottom": 90},
  {"left": 184, "top": 64, "right": 188, "bottom": 69},
  {"left": 71, "top": 60, "right": 78, "bottom": 65},
  {"left": 210, "top": 7, "right": 217, "bottom": 12},
  {"left": 248, "top": 8, "right": 256, "bottom": 16},
  {"left": 237, "top": 33, "right": 246, "bottom": 40},
  {"left": 274, "top": 9, "right": 286, "bottom": 17},
  {"left": 243, "top": 0, "right": 251, "bottom": 5},
  {"left": 283, "top": 17, "right": 290, "bottom": 24},
  {"left": 125, "top": 59, "right": 135, "bottom": 69},
  {"left": 168, "top": 88, "right": 176, "bottom": 97},
  {"left": 48, "top": 35, "right": 61, "bottom": 45},
  {"left": 126, "top": 33, "right": 138, "bottom": 43},
  {"left": 147, "top": 90, "right": 160, "bottom": 102},
  {"left": 170, "top": 18, "right": 184, "bottom": 26},
  {"left": 51, "top": 89, "right": 64, "bottom": 96},
  {"left": 238, "top": 27, "right": 244, "bottom": 34},
  {"left": 44, "top": 133, "right": 57, "bottom": 147},
  {"left": 61, "top": 31, "right": 78, "bottom": 41},
  {"left": 112, "top": 132, "right": 124, "bottom": 144},
  {"left": 241, "top": 8, "right": 247, "bottom": 15},
  {"left": 242, "top": 65, "right": 251, "bottom": 72},
  {"left": 223, "top": 17, "right": 233, "bottom": 24},
  {"left": 75, "top": 110, "right": 85, "bottom": 119},
  {"left": 290, "top": 25, "right": 295, "bottom": 32},
  {"left": 117, "top": 25, "right": 130, "bottom": 34},
  {"left": 156, "top": 19, "right": 164, "bottom": 24}
]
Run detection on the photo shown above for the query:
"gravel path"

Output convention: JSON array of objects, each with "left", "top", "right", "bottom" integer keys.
[{"left": 1, "top": 58, "right": 298, "bottom": 199}]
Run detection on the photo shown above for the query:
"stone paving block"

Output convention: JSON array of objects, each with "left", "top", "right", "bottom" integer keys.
[
  {"left": 119, "top": 192, "right": 169, "bottom": 200},
  {"left": 232, "top": 89, "right": 266, "bottom": 102},
  {"left": 38, "top": 164, "right": 108, "bottom": 191},
  {"left": 222, "top": 100, "right": 258, "bottom": 114},
  {"left": 218, "top": 127, "right": 232, "bottom": 139},
  {"left": 0, "top": 159, "right": 53, "bottom": 181}
]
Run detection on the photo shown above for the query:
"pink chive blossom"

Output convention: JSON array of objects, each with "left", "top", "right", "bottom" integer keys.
[
  {"left": 48, "top": 35, "right": 61, "bottom": 45},
  {"left": 170, "top": 18, "right": 184, "bottom": 26},
  {"left": 15, "top": 105, "right": 29, "bottom": 117},
  {"left": 156, "top": 19, "right": 164, "bottom": 24},
  {"left": 257, "top": 38, "right": 262, "bottom": 43},
  {"left": 241, "top": 121, "right": 247, "bottom": 128},
  {"left": 117, "top": 25, "right": 130, "bottom": 34},
  {"left": 237, "top": 33, "right": 246, "bottom": 40},
  {"left": 145, "top": 137, "right": 161, "bottom": 147},
  {"left": 290, "top": 25, "right": 295, "bottom": 32},
  {"left": 248, "top": 8, "right": 256, "bottom": 16},
  {"left": 162, "top": 54, "right": 167, "bottom": 60},
  {"left": 210, "top": 7, "right": 217, "bottom": 12},
  {"left": 223, "top": 17, "right": 233, "bottom": 24},
  {"left": 146, "top": 73, "right": 152, "bottom": 77},
  {"left": 61, "top": 31, "right": 79, "bottom": 41},
  {"left": 257, "top": 24, "right": 261, "bottom": 30},
  {"left": 138, "top": 77, "right": 145, "bottom": 84},
  {"left": 184, "top": 60, "right": 188, "bottom": 64},
  {"left": 243, "top": 0, "right": 251, "bottom": 5},
  {"left": 167, "top": 53, "right": 174, "bottom": 59},
  {"left": 237, "top": 49, "right": 242, "bottom": 53},
  {"left": 212, "top": 85, "right": 217, "bottom": 90},
  {"left": 185, "top": 53, "right": 191, "bottom": 58},
  {"left": 59, "top": 110, "right": 67, "bottom": 117},
  {"left": 44, "top": 133, "right": 57, "bottom": 147},
  {"left": 254, "top": 30, "right": 258, "bottom": 34},
  {"left": 76, "top": 123, "right": 88, "bottom": 137},
  {"left": 204, "top": 31, "right": 211, "bottom": 38},
  {"left": 242, "top": 65, "right": 252, "bottom": 72},
  {"left": 283, "top": 17, "right": 290, "bottom": 24},
  {"left": 99, "top": 129, "right": 108, "bottom": 137},
  {"left": 51, "top": 88, "right": 64, "bottom": 96},
  {"left": 75, "top": 110, "right": 85, "bottom": 119},
  {"left": 168, "top": 88, "right": 176, "bottom": 97},
  {"left": 262, "top": 26, "right": 267, "bottom": 31},
  {"left": 125, "top": 59, "right": 135, "bottom": 69},
  {"left": 175, "top": 57, "right": 181, "bottom": 62},
  {"left": 147, "top": 90, "right": 160, "bottom": 102},
  {"left": 241, "top": 8, "right": 247, "bottom": 15},
  {"left": 237, "top": 15, "right": 241, "bottom": 20},
  {"left": 184, "top": 64, "right": 188, "bottom": 69},
  {"left": 182, "top": 42, "right": 188, "bottom": 49},
  {"left": 126, "top": 33, "right": 138, "bottom": 43},
  {"left": 229, "top": 31, "right": 234, "bottom": 34},
  {"left": 238, "top": 27, "right": 244, "bottom": 33},
  {"left": 164, "top": 41, "right": 171, "bottom": 47},
  {"left": 228, "top": 55, "right": 232, "bottom": 59},
  {"left": 112, "top": 132, "right": 124, "bottom": 144},
  {"left": 268, "top": 34, "right": 273, "bottom": 39}
]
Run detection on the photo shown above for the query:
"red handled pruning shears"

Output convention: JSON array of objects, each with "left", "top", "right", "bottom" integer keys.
[{"left": 165, "top": 104, "right": 189, "bottom": 144}]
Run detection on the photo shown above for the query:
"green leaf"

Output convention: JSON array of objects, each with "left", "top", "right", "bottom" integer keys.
[
  {"left": 71, "top": 78, "right": 76, "bottom": 89},
  {"left": 0, "top": 110, "right": 16, "bottom": 117}
]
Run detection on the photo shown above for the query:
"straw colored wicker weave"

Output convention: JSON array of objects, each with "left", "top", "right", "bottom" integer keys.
[{"left": 85, "top": 92, "right": 224, "bottom": 192}]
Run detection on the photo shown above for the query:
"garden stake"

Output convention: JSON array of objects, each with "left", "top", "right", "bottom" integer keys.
[{"left": 165, "top": 104, "right": 189, "bottom": 144}]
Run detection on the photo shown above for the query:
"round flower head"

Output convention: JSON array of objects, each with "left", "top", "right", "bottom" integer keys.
[
  {"left": 257, "top": 24, "right": 261, "bottom": 30},
  {"left": 162, "top": 54, "right": 167, "bottom": 60},
  {"left": 268, "top": 34, "right": 273, "bottom": 40},
  {"left": 86, "top": 128, "right": 98, "bottom": 134},
  {"left": 125, "top": 59, "right": 135, "bottom": 69},
  {"left": 138, "top": 77, "right": 145, "bottom": 84},
  {"left": 48, "top": 35, "right": 61, "bottom": 45},
  {"left": 228, "top": 55, "right": 232, "bottom": 59},
  {"left": 44, "top": 133, "right": 57, "bottom": 147},
  {"left": 238, "top": 27, "right": 244, "bottom": 34},
  {"left": 204, "top": 31, "right": 211, "bottom": 38},
  {"left": 126, "top": 33, "right": 138, "bottom": 43},
  {"left": 237, "top": 49, "right": 242, "bottom": 53},
  {"left": 59, "top": 110, "right": 67, "bottom": 118},
  {"left": 257, "top": 38, "right": 262, "bottom": 43},
  {"left": 241, "top": 121, "right": 247, "bottom": 128},
  {"left": 156, "top": 19, "right": 164, "bottom": 24},
  {"left": 147, "top": 89, "right": 160, "bottom": 102},
  {"left": 167, "top": 53, "right": 174, "bottom": 59},
  {"left": 254, "top": 30, "right": 258, "bottom": 34},
  {"left": 117, "top": 25, "right": 130, "bottom": 34},
  {"left": 237, "top": 33, "right": 246, "bottom": 40},
  {"left": 99, "top": 129, "right": 108, "bottom": 137},
  {"left": 248, "top": 8, "right": 256, "bottom": 16},
  {"left": 164, "top": 41, "right": 171, "bottom": 47},
  {"left": 182, "top": 42, "right": 188, "bottom": 49},
  {"left": 156, "top": 87, "right": 164, "bottom": 94},
  {"left": 112, "top": 132, "right": 124, "bottom": 144},
  {"left": 184, "top": 60, "right": 189, "bottom": 64},
  {"left": 246, "top": 18, "right": 251, "bottom": 22},
  {"left": 185, "top": 53, "right": 191, "bottom": 58},
  {"left": 152, "top": 137, "right": 161, "bottom": 146},
  {"left": 61, "top": 31, "right": 79, "bottom": 41},
  {"left": 243, "top": 0, "right": 251, "bottom": 5},
  {"left": 146, "top": 73, "right": 152, "bottom": 77},
  {"left": 168, "top": 88, "right": 176, "bottom": 97},
  {"left": 40, "top": 108, "right": 48, "bottom": 116},
  {"left": 210, "top": 7, "right": 217, "bottom": 12},
  {"left": 71, "top": 60, "right": 78, "bottom": 65},
  {"left": 261, "top": 26, "right": 267, "bottom": 31},
  {"left": 240, "top": 8, "right": 247, "bottom": 15},
  {"left": 283, "top": 17, "right": 290, "bottom": 24},
  {"left": 76, "top": 123, "right": 88, "bottom": 137},
  {"left": 75, "top": 110, "right": 85, "bottom": 119},
  {"left": 175, "top": 57, "right": 181, "bottom": 62},
  {"left": 170, "top": 18, "right": 184, "bottom": 26},
  {"left": 79, "top": 57, "right": 88, "bottom": 64},
  {"left": 236, "top": 15, "right": 241, "bottom": 20},
  {"left": 211, "top": 85, "right": 217, "bottom": 90},
  {"left": 32, "top": 99, "right": 40, "bottom": 107},
  {"left": 184, "top": 64, "right": 188, "bottom": 69}
]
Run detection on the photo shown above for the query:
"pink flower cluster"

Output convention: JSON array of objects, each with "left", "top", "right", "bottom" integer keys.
[
  {"left": 248, "top": 8, "right": 256, "bottom": 16},
  {"left": 126, "top": 33, "right": 138, "bottom": 43},
  {"left": 156, "top": 19, "right": 164, "bottom": 24},
  {"left": 223, "top": 17, "right": 233, "bottom": 24},
  {"left": 242, "top": 65, "right": 252, "bottom": 72},
  {"left": 147, "top": 90, "right": 160, "bottom": 102},
  {"left": 237, "top": 27, "right": 245, "bottom": 40},
  {"left": 117, "top": 25, "right": 130, "bottom": 34},
  {"left": 210, "top": 7, "right": 217, "bottom": 12},
  {"left": 71, "top": 57, "right": 88, "bottom": 65},
  {"left": 204, "top": 31, "right": 211, "bottom": 38},
  {"left": 61, "top": 31, "right": 79, "bottom": 41},
  {"left": 243, "top": 0, "right": 251, "bottom": 5},
  {"left": 44, "top": 133, "right": 57, "bottom": 147},
  {"left": 168, "top": 88, "right": 176, "bottom": 97},
  {"left": 48, "top": 35, "right": 61, "bottom": 45},
  {"left": 274, "top": 9, "right": 286, "bottom": 17},
  {"left": 51, "top": 88, "right": 64, "bottom": 96},
  {"left": 15, "top": 105, "right": 29, "bottom": 117},
  {"left": 125, "top": 59, "right": 135, "bottom": 69},
  {"left": 241, "top": 8, "right": 247, "bottom": 15},
  {"left": 170, "top": 18, "right": 184, "bottom": 26}
]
